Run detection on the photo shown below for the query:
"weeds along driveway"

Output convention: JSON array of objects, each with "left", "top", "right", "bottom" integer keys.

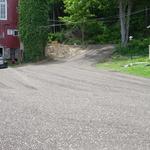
[{"left": 0, "top": 45, "right": 150, "bottom": 150}]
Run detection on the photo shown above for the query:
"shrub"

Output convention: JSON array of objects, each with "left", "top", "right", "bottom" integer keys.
[
  {"left": 48, "top": 32, "right": 66, "bottom": 43},
  {"left": 116, "top": 38, "right": 150, "bottom": 56},
  {"left": 85, "top": 22, "right": 120, "bottom": 44}
]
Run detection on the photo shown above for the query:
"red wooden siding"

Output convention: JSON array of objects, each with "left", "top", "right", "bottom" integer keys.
[{"left": 0, "top": 0, "right": 20, "bottom": 49}]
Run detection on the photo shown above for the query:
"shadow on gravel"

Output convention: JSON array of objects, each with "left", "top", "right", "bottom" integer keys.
[
  {"left": 71, "top": 45, "right": 115, "bottom": 65},
  {"left": 33, "top": 59, "right": 67, "bottom": 66}
]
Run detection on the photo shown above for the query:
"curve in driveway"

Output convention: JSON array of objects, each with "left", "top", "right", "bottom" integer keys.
[{"left": 0, "top": 45, "right": 150, "bottom": 150}]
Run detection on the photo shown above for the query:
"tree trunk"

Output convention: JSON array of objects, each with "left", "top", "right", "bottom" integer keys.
[
  {"left": 119, "top": 0, "right": 132, "bottom": 47},
  {"left": 125, "top": 0, "right": 132, "bottom": 45},
  {"left": 145, "top": 6, "right": 148, "bottom": 27},
  {"left": 119, "top": 0, "right": 126, "bottom": 47},
  {"left": 53, "top": 2, "right": 56, "bottom": 33}
]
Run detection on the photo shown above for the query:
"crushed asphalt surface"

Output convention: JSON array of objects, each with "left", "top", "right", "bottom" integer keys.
[{"left": 0, "top": 45, "right": 150, "bottom": 150}]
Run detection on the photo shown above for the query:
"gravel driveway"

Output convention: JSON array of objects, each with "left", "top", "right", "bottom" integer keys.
[{"left": 0, "top": 45, "right": 150, "bottom": 150}]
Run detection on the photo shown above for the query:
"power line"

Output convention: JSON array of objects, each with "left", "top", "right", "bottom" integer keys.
[
  {"left": 48, "top": 8, "right": 150, "bottom": 23},
  {"left": 41, "top": 8, "right": 150, "bottom": 28}
]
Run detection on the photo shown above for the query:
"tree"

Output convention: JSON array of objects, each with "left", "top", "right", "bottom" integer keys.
[
  {"left": 62, "top": 0, "right": 98, "bottom": 43},
  {"left": 19, "top": 0, "right": 49, "bottom": 61},
  {"left": 62, "top": 0, "right": 120, "bottom": 44}
]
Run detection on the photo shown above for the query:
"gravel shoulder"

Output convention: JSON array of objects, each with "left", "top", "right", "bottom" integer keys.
[{"left": 0, "top": 45, "right": 150, "bottom": 150}]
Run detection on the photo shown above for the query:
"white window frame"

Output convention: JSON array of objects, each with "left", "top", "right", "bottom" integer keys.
[
  {"left": 0, "top": 0, "right": 7, "bottom": 20},
  {"left": 7, "top": 29, "right": 19, "bottom": 36},
  {"left": 7, "top": 29, "right": 13, "bottom": 35}
]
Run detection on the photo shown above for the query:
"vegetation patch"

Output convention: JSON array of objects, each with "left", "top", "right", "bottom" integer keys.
[
  {"left": 19, "top": 0, "right": 49, "bottom": 62},
  {"left": 96, "top": 56, "right": 150, "bottom": 78}
]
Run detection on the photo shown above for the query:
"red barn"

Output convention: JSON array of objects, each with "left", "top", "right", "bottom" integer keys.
[{"left": 0, "top": 0, "right": 20, "bottom": 60}]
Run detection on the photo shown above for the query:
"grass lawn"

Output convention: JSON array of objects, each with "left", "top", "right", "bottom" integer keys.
[{"left": 96, "top": 56, "right": 150, "bottom": 78}]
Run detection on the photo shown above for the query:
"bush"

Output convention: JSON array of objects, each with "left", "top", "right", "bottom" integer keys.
[
  {"left": 48, "top": 32, "right": 66, "bottom": 43},
  {"left": 47, "top": 21, "right": 120, "bottom": 45},
  {"left": 64, "top": 38, "right": 82, "bottom": 45},
  {"left": 85, "top": 22, "right": 120, "bottom": 44},
  {"left": 116, "top": 38, "right": 150, "bottom": 56}
]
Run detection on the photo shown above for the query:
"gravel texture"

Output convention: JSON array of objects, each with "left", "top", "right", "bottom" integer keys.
[{"left": 0, "top": 45, "right": 150, "bottom": 150}]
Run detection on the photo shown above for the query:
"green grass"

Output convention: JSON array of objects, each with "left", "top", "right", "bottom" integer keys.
[{"left": 96, "top": 56, "right": 150, "bottom": 78}]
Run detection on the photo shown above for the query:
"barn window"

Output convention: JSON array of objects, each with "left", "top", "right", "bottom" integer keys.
[
  {"left": 0, "top": 0, "right": 7, "bottom": 20},
  {"left": 7, "top": 29, "right": 19, "bottom": 36}
]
